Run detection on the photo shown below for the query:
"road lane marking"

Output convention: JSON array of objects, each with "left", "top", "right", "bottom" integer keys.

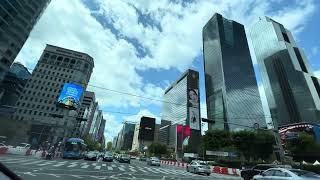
[
  {"left": 102, "top": 164, "right": 106, "bottom": 166},
  {"left": 94, "top": 166, "right": 101, "bottom": 170},
  {"left": 3, "top": 159, "right": 32, "bottom": 164},
  {"left": 22, "top": 160, "right": 45, "bottom": 165},
  {"left": 37, "top": 162, "right": 54, "bottom": 166},
  {"left": 145, "top": 167, "right": 159, "bottom": 174},
  {"left": 137, "top": 167, "right": 147, "bottom": 173},
  {"left": 92, "top": 163, "right": 97, "bottom": 166},
  {"left": 107, "top": 166, "right": 113, "bottom": 170},
  {"left": 81, "top": 165, "right": 89, "bottom": 168},
  {"left": 71, "top": 175, "right": 83, "bottom": 179},
  {"left": 68, "top": 164, "right": 78, "bottom": 167},
  {"left": 111, "top": 164, "right": 116, "bottom": 168},
  {"left": 53, "top": 163, "right": 66, "bottom": 167},
  {"left": 129, "top": 168, "right": 136, "bottom": 172},
  {"left": 118, "top": 167, "right": 125, "bottom": 171},
  {"left": 80, "top": 163, "right": 87, "bottom": 165}
]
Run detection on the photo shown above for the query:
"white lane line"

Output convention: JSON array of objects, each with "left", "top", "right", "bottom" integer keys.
[
  {"left": 80, "top": 163, "right": 87, "bottom": 165},
  {"left": 53, "top": 163, "right": 66, "bottom": 167},
  {"left": 111, "top": 164, "right": 116, "bottom": 168},
  {"left": 137, "top": 167, "right": 147, "bottom": 173},
  {"left": 37, "top": 162, "right": 54, "bottom": 166},
  {"left": 118, "top": 167, "right": 125, "bottom": 171},
  {"left": 67, "top": 164, "right": 78, "bottom": 167},
  {"left": 102, "top": 164, "right": 106, "bottom": 167},
  {"left": 129, "top": 168, "right": 137, "bottom": 172},
  {"left": 92, "top": 163, "right": 97, "bottom": 166},
  {"left": 107, "top": 166, "right": 113, "bottom": 170},
  {"left": 155, "top": 168, "right": 170, "bottom": 174},
  {"left": 71, "top": 175, "right": 83, "bottom": 179},
  {"left": 144, "top": 167, "right": 159, "bottom": 174},
  {"left": 0, "top": 158, "right": 24, "bottom": 162},
  {"left": 22, "top": 160, "right": 45, "bottom": 165},
  {"left": 151, "top": 167, "right": 166, "bottom": 174},
  {"left": 94, "top": 166, "right": 101, "bottom": 170},
  {"left": 4, "top": 159, "right": 32, "bottom": 164},
  {"left": 81, "top": 165, "right": 89, "bottom": 168}
]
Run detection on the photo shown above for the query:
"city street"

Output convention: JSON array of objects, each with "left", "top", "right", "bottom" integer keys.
[{"left": 0, "top": 155, "right": 240, "bottom": 180}]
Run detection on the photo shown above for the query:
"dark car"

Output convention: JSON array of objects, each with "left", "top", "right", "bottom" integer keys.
[
  {"left": 103, "top": 152, "right": 113, "bottom": 162},
  {"left": 240, "top": 164, "right": 292, "bottom": 180},
  {"left": 118, "top": 154, "right": 131, "bottom": 163},
  {"left": 139, "top": 156, "right": 147, "bottom": 161}
]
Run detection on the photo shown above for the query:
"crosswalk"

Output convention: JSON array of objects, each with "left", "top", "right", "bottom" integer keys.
[{"left": 0, "top": 157, "right": 196, "bottom": 176}]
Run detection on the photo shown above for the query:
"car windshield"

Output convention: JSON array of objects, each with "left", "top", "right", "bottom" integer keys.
[
  {"left": 0, "top": 1, "right": 319, "bottom": 180},
  {"left": 290, "top": 170, "right": 320, "bottom": 177}
]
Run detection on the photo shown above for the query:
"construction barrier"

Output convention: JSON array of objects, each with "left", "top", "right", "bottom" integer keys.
[{"left": 0, "top": 147, "right": 8, "bottom": 154}]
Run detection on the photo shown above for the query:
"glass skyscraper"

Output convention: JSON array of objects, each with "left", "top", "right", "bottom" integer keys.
[
  {"left": 161, "top": 69, "right": 201, "bottom": 158},
  {"left": 250, "top": 17, "right": 320, "bottom": 128},
  {"left": 203, "top": 13, "right": 265, "bottom": 131}
]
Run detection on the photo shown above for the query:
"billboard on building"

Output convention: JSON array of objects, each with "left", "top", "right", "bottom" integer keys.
[
  {"left": 279, "top": 123, "right": 320, "bottom": 144},
  {"left": 57, "top": 83, "right": 84, "bottom": 110},
  {"left": 138, "top": 116, "right": 155, "bottom": 141},
  {"left": 176, "top": 124, "right": 191, "bottom": 153}
]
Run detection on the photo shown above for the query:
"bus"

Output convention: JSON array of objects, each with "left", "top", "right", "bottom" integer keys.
[{"left": 62, "top": 138, "right": 86, "bottom": 159}]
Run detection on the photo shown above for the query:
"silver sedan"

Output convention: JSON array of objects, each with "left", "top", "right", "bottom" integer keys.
[{"left": 186, "top": 161, "right": 211, "bottom": 176}]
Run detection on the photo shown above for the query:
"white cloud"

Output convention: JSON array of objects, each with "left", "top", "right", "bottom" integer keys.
[
  {"left": 122, "top": 109, "right": 160, "bottom": 124},
  {"left": 103, "top": 113, "right": 123, "bottom": 143},
  {"left": 15, "top": 0, "right": 317, "bottom": 136},
  {"left": 315, "top": 70, "right": 320, "bottom": 78},
  {"left": 312, "top": 46, "right": 319, "bottom": 56}
]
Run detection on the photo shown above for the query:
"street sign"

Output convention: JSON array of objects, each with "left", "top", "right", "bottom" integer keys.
[
  {"left": 184, "top": 153, "right": 198, "bottom": 158},
  {"left": 206, "top": 150, "right": 228, "bottom": 157}
]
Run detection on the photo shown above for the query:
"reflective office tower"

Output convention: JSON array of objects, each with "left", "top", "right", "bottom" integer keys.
[
  {"left": 203, "top": 13, "right": 265, "bottom": 131},
  {"left": 117, "top": 122, "right": 135, "bottom": 151},
  {"left": 161, "top": 69, "right": 201, "bottom": 159},
  {"left": 0, "top": 0, "right": 51, "bottom": 82},
  {"left": 12, "top": 44, "right": 94, "bottom": 146},
  {"left": 89, "top": 106, "right": 103, "bottom": 141},
  {"left": 250, "top": 17, "right": 320, "bottom": 128}
]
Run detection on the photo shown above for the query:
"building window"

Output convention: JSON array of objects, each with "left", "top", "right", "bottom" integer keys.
[
  {"left": 22, "top": 103, "right": 25, "bottom": 106},
  {"left": 44, "top": 53, "right": 50, "bottom": 58},
  {"left": 32, "top": 104, "right": 35, "bottom": 108},
  {"left": 24, "top": 110, "right": 27, "bottom": 113},
  {"left": 34, "top": 111, "right": 37, "bottom": 115},
  {"left": 39, "top": 99, "right": 42, "bottom": 103},
  {"left": 25, "top": 97, "right": 28, "bottom": 100},
  {"left": 5, "top": 50, "right": 13, "bottom": 56},
  {"left": 37, "top": 105, "right": 40, "bottom": 108},
  {"left": 29, "top": 110, "right": 32, "bottom": 114},
  {"left": 57, "top": 56, "right": 63, "bottom": 61},
  {"left": 50, "top": 55, "right": 56, "bottom": 60},
  {"left": 39, "top": 112, "right": 42, "bottom": 116},
  {"left": 282, "top": 32, "right": 290, "bottom": 43},
  {"left": 293, "top": 47, "right": 308, "bottom": 73},
  {"left": 26, "top": 104, "right": 30, "bottom": 107}
]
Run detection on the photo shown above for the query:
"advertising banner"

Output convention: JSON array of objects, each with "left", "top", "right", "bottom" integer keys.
[
  {"left": 187, "top": 86, "right": 200, "bottom": 130},
  {"left": 57, "top": 83, "right": 84, "bottom": 110},
  {"left": 138, "top": 117, "right": 155, "bottom": 141}
]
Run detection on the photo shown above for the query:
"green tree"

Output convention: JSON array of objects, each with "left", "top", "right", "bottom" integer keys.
[
  {"left": 202, "top": 129, "right": 232, "bottom": 150},
  {"left": 106, "top": 141, "right": 112, "bottom": 151},
  {"left": 285, "top": 132, "right": 320, "bottom": 156},
  {"left": 148, "top": 143, "right": 168, "bottom": 157}
]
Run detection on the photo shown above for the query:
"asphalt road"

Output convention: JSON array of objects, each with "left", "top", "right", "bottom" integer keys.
[{"left": 0, "top": 155, "right": 241, "bottom": 180}]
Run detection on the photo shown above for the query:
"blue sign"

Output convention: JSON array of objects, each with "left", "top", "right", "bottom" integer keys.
[{"left": 57, "top": 83, "right": 83, "bottom": 109}]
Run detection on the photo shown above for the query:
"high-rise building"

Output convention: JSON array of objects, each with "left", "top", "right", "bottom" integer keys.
[
  {"left": 159, "top": 119, "right": 171, "bottom": 146},
  {"left": 78, "top": 91, "right": 96, "bottom": 136},
  {"left": 161, "top": 69, "right": 201, "bottom": 159},
  {"left": 250, "top": 17, "right": 320, "bottom": 128},
  {"left": 0, "top": 0, "right": 51, "bottom": 81},
  {"left": 97, "top": 119, "right": 106, "bottom": 144},
  {"left": 117, "top": 122, "right": 135, "bottom": 151},
  {"left": 0, "top": 62, "right": 30, "bottom": 107},
  {"left": 12, "top": 44, "right": 94, "bottom": 146},
  {"left": 203, "top": 13, "right": 265, "bottom": 131},
  {"left": 131, "top": 116, "right": 158, "bottom": 152},
  {"left": 89, "top": 107, "right": 103, "bottom": 141}
]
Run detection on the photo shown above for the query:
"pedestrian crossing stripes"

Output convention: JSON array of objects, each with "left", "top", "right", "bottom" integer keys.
[{"left": 0, "top": 157, "right": 198, "bottom": 176}]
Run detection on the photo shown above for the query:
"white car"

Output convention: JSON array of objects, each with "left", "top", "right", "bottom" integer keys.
[
  {"left": 253, "top": 168, "right": 320, "bottom": 180},
  {"left": 15, "top": 143, "right": 31, "bottom": 149},
  {"left": 0, "top": 143, "right": 6, "bottom": 148},
  {"left": 186, "top": 160, "right": 211, "bottom": 176},
  {"left": 147, "top": 157, "right": 160, "bottom": 166}
]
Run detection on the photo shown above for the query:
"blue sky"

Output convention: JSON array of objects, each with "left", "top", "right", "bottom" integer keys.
[{"left": 16, "top": 0, "right": 320, "bottom": 142}]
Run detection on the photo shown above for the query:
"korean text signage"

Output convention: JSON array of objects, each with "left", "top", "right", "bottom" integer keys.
[{"left": 57, "top": 83, "right": 84, "bottom": 110}]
